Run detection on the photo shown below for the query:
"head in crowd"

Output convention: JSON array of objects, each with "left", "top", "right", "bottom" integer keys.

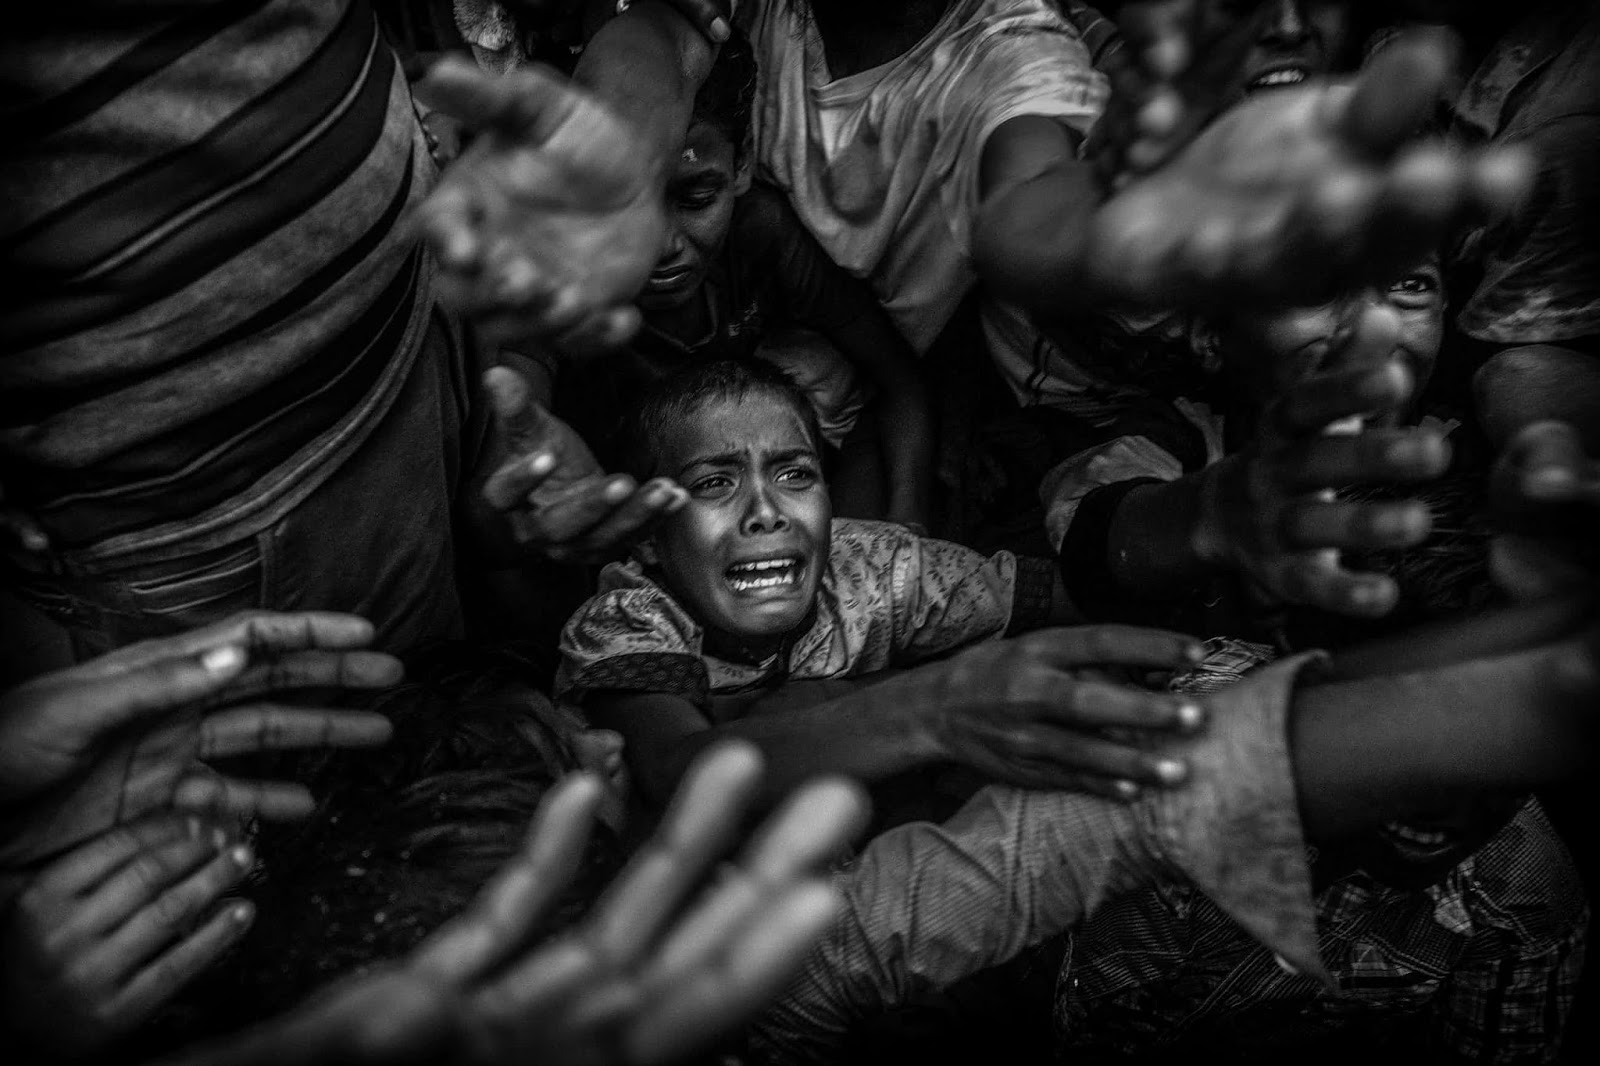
[
  {"left": 619, "top": 358, "right": 831, "bottom": 645},
  {"left": 184, "top": 645, "right": 626, "bottom": 1035},
  {"left": 1200, "top": 257, "right": 1446, "bottom": 422},
  {"left": 639, "top": 24, "right": 759, "bottom": 313},
  {"left": 1200, "top": 0, "right": 1359, "bottom": 101}
]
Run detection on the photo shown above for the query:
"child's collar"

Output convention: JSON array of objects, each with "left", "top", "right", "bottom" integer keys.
[{"left": 698, "top": 598, "right": 822, "bottom": 677}]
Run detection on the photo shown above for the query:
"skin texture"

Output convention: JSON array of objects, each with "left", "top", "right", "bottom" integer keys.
[
  {"left": 477, "top": 362, "right": 691, "bottom": 565},
  {"left": 0, "top": 612, "right": 400, "bottom": 874},
  {"left": 637, "top": 394, "right": 832, "bottom": 646},
  {"left": 637, "top": 123, "right": 753, "bottom": 316},
  {"left": 155, "top": 744, "right": 869, "bottom": 1066},
  {"left": 2, "top": 815, "right": 257, "bottom": 1059}
]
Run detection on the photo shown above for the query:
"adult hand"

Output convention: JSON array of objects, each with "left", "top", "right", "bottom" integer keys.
[
  {"left": 1489, "top": 421, "right": 1600, "bottom": 602},
  {"left": 160, "top": 743, "right": 869, "bottom": 1066},
  {"left": 1078, "top": 31, "right": 1532, "bottom": 307},
  {"left": 412, "top": 57, "right": 668, "bottom": 354},
  {"left": 914, "top": 625, "right": 1209, "bottom": 799},
  {"left": 0, "top": 612, "right": 400, "bottom": 870},
  {"left": 1194, "top": 311, "right": 1449, "bottom": 616},
  {"left": 480, "top": 365, "right": 687, "bottom": 563},
  {"left": 0, "top": 815, "right": 256, "bottom": 1059},
  {"left": 648, "top": 0, "right": 733, "bottom": 44}
]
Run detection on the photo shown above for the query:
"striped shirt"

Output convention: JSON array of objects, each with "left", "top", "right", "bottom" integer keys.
[{"left": 1, "top": 1, "right": 435, "bottom": 548}]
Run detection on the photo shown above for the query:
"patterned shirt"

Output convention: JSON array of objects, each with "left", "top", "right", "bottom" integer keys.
[
  {"left": 1, "top": 1, "right": 435, "bottom": 547},
  {"left": 556, "top": 518, "right": 1056, "bottom": 714},
  {"left": 1052, "top": 638, "right": 1589, "bottom": 1062},
  {"left": 1055, "top": 797, "right": 1588, "bottom": 1062}
]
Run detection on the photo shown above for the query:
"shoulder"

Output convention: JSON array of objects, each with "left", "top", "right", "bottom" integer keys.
[{"left": 561, "top": 562, "right": 702, "bottom": 653}]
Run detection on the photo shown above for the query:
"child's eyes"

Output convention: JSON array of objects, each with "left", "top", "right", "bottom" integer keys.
[
  {"left": 690, "top": 474, "right": 735, "bottom": 496},
  {"left": 676, "top": 190, "right": 720, "bottom": 210},
  {"left": 1387, "top": 273, "right": 1440, "bottom": 306},
  {"left": 777, "top": 466, "right": 818, "bottom": 488}
]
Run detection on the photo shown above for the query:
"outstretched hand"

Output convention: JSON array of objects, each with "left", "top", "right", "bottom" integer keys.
[
  {"left": 480, "top": 365, "right": 687, "bottom": 563},
  {"left": 412, "top": 57, "right": 667, "bottom": 354},
  {"left": 1, "top": 816, "right": 256, "bottom": 1058},
  {"left": 1194, "top": 308, "right": 1450, "bottom": 616},
  {"left": 162, "top": 743, "right": 869, "bottom": 1066},
  {"left": 917, "top": 625, "right": 1209, "bottom": 799},
  {"left": 0, "top": 612, "right": 400, "bottom": 870},
  {"left": 1075, "top": 30, "right": 1532, "bottom": 307}
]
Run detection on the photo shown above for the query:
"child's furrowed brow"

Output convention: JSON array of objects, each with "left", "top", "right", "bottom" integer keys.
[{"left": 676, "top": 451, "right": 745, "bottom": 477}]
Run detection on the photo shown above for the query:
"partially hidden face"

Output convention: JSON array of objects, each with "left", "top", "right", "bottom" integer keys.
[
  {"left": 643, "top": 393, "right": 831, "bottom": 645},
  {"left": 1216, "top": 259, "right": 1446, "bottom": 420},
  {"left": 638, "top": 121, "right": 752, "bottom": 312},
  {"left": 1201, "top": 0, "right": 1355, "bottom": 98}
]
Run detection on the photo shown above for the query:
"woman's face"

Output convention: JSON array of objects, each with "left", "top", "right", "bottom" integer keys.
[{"left": 1216, "top": 259, "right": 1446, "bottom": 421}]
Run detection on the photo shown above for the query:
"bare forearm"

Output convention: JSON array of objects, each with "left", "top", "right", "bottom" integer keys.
[
  {"left": 973, "top": 155, "right": 1104, "bottom": 314},
  {"left": 1289, "top": 637, "right": 1595, "bottom": 840},
  {"left": 617, "top": 683, "right": 940, "bottom": 807},
  {"left": 880, "top": 389, "right": 937, "bottom": 523}
]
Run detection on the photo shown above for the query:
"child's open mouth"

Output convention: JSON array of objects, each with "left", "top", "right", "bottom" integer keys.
[{"left": 725, "top": 556, "right": 803, "bottom": 593}]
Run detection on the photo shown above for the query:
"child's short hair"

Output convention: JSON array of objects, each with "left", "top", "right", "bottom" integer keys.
[
  {"left": 692, "top": 22, "right": 757, "bottom": 156},
  {"left": 617, "top": 357, "right": 823, "bottom": 481}
]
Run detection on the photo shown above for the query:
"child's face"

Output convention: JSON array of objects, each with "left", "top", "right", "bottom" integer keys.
[
  {"left": 639, "top": 121, "right": 751, "bottom": 312},
  {"left": 1218, "top": 260, "right": 1445, "bottom": 419},
  {"left": 644, "top": 393, "right": 831, "bottom": 644}
]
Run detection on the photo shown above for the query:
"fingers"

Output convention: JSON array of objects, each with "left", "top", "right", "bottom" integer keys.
[
  {"left": 172, "top": 773, "right": 316, "bottom": 822},
  {"left": 198, "top": 706, "right": 393, "bottom": 759},
  {"left": 1281, "top": 498, "right": 1433, "bottom": 552},
  {"left": 1274, "top": 555, "right": 1400, "bottom": 617},
  {"left": 1276, "top": 429, "right": 1451, "bottom": 490},
  {"left": 659, "top": 0, "right": 733, "bottom": 44},
  {"left": 25, "top": 815, "right": 203, "bottom": 901},
  {"left": 1020, "top": 732, "right": 1189, "bottom": 791},
  {"left": 583, "top": 742, "right": 763, "bottom": 967},
  {"left": 544, "top": 479, "right": 688, "bottom": 562},
  {"left": 1271, "top": 360, "right": 1411, "bottom": 437},
  {"left": 1039, "top": 677, "right": 1205, "bottom": 733},
  {"left": 625, "top": 881, "right": 839, "bottom": 1066},
  {"left": 78, "top": 832, "right": 249, "bottom": 944},
  {"left": 637, "top": 779, "right": 866, "bottom": 1003},
  {"left": 1022, "top": 625, "right": 1204, "bottom": 672},
  {"left": 412, "top": 772, "right": 605, "bottom": 984},
  {"left": 105, "top": 900, "right": 255, "bottom": 1032},
  {"left": 218, "top": 650, "right": 405, "bottom": 701},
  {"left": 51, "top": 644, "right": 252, "bottom": 742},
  {"left": 484, "top": 365, "right": 552, "bottom": 451},
  {"left": 484, "top": 451, "right": 561, "bottom": 512},
  {"left": 1493, "top": 421, "right": 1600, "bottom": 511},
  {"left": 89, "top": 839, "right": 254, "bottom": 984}
]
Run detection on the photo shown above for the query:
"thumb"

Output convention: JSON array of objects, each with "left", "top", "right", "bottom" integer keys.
[
  {"left": 65, "top": 644, "right": 250, "bottom": 742},
  {"left": 484, "top": 365, "right": 552, "bottom": 450}
]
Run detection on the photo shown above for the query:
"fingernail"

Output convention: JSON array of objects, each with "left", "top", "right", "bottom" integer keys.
[
  {"left": 231, "top": 902, "right": 254, "bottom": 924},
  {"left": 663, "top": 488, "right": 689, "bottom": 512},
  {"left": 605, "top": 479, "right": 632, "bottom": 502},
  {"left": 710, "top": 17, "right": 731, "bottom": 42},
  {"left": 1176, "top": 701, "right": 1204, "bottom": 732},
  {"left": 1184, "top": 643, "right": 1206, "bottom": 665},
  {"left": 201, "top": 645, "right": 245, "bottom": 676},
  {"left": 20, "top": 528, "right": 48, "bottom": 552},
  {"left": 528, "top": 452, "right": 556, "bottom": 476},
  {"left": 646, "top": 485, "right": 671, "bottom": 506},
  {"left": 230, "top": 844, "right": 253, "bottom": 868},
  {"left": 1115, "top": 779, "right": 1141, "bottom": 800},
  {"left": 1155, "top": 758, "right": 1187, "bottom": 785}
]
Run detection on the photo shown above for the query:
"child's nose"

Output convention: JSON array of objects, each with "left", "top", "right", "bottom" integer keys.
[
  {"left": 1262, "top": 0, "right": 1311, "bottom": 46},
  {"left": 742, "top": 486, "right": 789, "bottom": 534}
]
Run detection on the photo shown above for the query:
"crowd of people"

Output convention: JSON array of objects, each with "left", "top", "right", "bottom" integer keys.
[{"left": 2, "top": 0, "right": 1598, "bottom": 1062}]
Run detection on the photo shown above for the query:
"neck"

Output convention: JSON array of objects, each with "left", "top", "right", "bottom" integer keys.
[{"left": 808, "top": 0, "right": 952, "bottom": 78}]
